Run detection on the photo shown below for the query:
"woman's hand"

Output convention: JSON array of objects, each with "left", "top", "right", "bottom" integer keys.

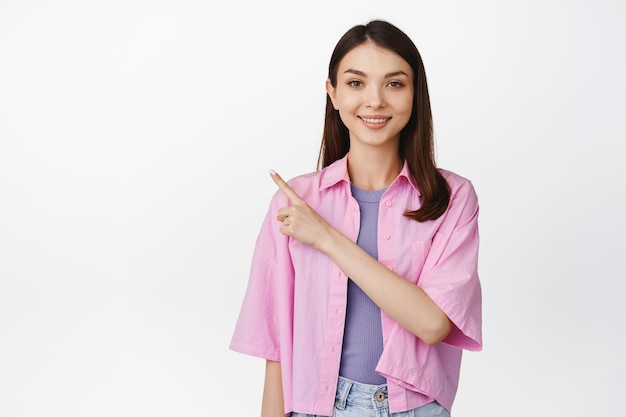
[{"left": 270, "top": 169, "right": 336, "bottom": 252}]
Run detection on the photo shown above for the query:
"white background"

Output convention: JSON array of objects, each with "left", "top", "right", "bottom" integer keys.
[{"left": 1, "top": 1, "right": 625, "bottom": 416}]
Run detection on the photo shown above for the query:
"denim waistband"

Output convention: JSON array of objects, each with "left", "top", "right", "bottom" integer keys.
[{"left": 335, "top": 376, "right": 388, "bottom": 411}]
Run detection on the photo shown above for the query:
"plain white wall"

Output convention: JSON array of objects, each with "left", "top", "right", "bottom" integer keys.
[{"left": 1, "top": 1, "right": 625, "bottom": 416}]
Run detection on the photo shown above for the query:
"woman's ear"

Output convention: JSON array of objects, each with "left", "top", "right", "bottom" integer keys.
[{"left": 326, "top": 79, "right": 339, "bottom": 110}]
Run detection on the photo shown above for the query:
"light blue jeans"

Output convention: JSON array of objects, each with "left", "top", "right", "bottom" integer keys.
[{"left": 292, "top": 376, "right": 450, "bottom": 417}]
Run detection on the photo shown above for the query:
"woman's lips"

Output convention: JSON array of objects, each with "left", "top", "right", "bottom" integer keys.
[{"left": 358, "top": 115, "right": 391, "bottom": 130}]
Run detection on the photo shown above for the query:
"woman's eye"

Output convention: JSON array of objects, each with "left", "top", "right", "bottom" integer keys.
[
  {"left": 348, "top": 80, "right": 363, "bottom": 88},
  {"left": 388, "top": 81, "right": 403, "bottom": 88}
]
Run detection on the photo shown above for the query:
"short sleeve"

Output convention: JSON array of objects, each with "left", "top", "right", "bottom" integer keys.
[
  {"left": 418, "top": 180, "right": 482, "bottom": 351},
  {"left": 229, "top": 191, "right": 295, "bottom": 361}
]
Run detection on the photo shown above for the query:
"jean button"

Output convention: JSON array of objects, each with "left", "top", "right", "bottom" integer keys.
[{"left": 376, "top": 392, "right": 386, "bottom": 402}]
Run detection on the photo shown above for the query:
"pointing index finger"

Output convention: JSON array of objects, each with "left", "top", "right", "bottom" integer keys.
[{"left": 270, "top": 169, "right": 303, "bottom": 204}]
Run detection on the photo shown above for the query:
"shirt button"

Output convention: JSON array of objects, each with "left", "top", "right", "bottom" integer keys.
[
  {"left": 385, "top": 200, "right": 392, "bottom": 207},
  {"left": 383, "top": 234, "right": 391, "bottom": 240}
]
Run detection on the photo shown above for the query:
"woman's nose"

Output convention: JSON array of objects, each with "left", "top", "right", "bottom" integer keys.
[{"left": 365, "top": 87, "right": 385, "bottom": 108}]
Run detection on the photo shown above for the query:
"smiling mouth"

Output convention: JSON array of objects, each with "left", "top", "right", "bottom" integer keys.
[{"left": 359, "top": 116, "right": 390, "bottom": 124}]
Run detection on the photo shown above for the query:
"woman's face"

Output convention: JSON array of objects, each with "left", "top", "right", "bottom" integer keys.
[{"left": 327, "top": 42, "right": 414, "bottom": 152}]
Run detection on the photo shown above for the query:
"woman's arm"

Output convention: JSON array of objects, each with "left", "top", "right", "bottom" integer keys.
[
  {"left": 261, "top": 360, "right": 290, "bottom": 417},
  {"left": 270, "top": 171, "right": 451, "bottom": 344},
  {"left": 323, "top": 230, "right": 451, "bottom": 344}
]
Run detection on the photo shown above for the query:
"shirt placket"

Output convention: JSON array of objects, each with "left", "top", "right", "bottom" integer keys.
[
  {"left": 315, "top": 190, "right": 360, "bottom": 413},
  {"left": 377, "top": 186, "right": 397, "bottom": 365}
]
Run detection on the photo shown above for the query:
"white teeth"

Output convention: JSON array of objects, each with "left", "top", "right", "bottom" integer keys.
[{"left": 362, "top": 117, "right": 388, "bottom": 123}]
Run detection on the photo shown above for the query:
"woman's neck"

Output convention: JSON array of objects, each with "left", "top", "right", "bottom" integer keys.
[{"left": 347, "top": 149, "right": 403, "bottom": 191}]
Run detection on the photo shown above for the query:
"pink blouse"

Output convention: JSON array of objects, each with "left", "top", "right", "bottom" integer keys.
[{"left": 230, "top": 155, "right": 482, "bottom": 415}]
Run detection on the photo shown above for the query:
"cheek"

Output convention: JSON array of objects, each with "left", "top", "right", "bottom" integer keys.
[
  {"left": 397, "top": 95, "right": 414, "bottom": 115},
  {"left": 336, "top": 92, "right": 358, "bottom": 109},
  {"left": 336, "top": 100, "right": 360, "bottom": 119}
]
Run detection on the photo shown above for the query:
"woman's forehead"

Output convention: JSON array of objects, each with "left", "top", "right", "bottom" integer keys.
[{"left": 337, "top": 42, "right": 412, "bottom": 76}]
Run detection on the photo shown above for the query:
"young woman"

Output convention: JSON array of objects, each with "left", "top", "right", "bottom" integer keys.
[{"left": 230, "top": 20, "right": 482, "bottom": 417}]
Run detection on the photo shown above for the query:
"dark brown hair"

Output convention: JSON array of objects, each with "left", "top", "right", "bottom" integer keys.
[{"left": 317, "top": 20, "right": 450, "bottom": 222}]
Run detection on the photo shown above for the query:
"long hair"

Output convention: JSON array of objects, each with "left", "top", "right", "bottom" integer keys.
[{"left": 317, "top": 20, "right": 450, "bottom": 222}]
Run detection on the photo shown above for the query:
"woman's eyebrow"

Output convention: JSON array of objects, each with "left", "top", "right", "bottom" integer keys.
[
  {"left": 344, "top": 69, "right": 367, "bottom": 77},
  {"left": 385, "top": 71, "right": 409, "bottom": 78},
  {"left": 343, "top": 69, "right": 409, "bottom": 78}
]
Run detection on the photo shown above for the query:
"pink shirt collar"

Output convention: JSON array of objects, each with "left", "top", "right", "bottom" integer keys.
[{"left": 319, "top": 154, "right": 421, "bottom": 196}]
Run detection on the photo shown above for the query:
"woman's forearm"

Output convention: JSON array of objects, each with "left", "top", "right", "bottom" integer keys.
[
  {"left": 261, "top": 360, "right": 290, "bottom": 417},
  {"left": 321, "top": 229, "right": 451, "bottom": 344}
]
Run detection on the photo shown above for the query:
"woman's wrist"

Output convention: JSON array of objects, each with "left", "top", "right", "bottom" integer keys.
[{"left": 316, "top": 225, "right": 346, "bottom": 254}]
